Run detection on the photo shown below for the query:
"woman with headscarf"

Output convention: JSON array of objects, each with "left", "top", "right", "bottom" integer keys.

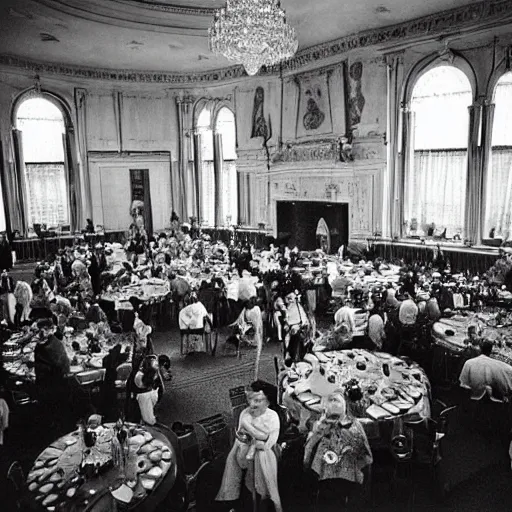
[
  {"left": 216, "top": 380, "right": 282, "bottom": 512},
  {"left": 304, "top": 390, "right": 372, "bottom": 510}
]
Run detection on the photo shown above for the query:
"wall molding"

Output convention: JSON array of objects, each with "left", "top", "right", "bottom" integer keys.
[{"left": 2, "top": 0, "right": 512, "bottom": 83}]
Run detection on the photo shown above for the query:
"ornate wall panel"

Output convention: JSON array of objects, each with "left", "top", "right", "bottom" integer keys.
[
  {"left": 85, "top": 92, "right": 120, "bottom": 151},
  {"left": 120, "top": 93, "right": 177, "bottom": 152},
  {"left": 268, "top": 165, "right": 384, "bottom": 239}
]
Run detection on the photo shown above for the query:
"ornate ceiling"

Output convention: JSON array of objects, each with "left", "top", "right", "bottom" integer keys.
[{"left": 0, "top": 0, "right": 508, "bottom": 74}]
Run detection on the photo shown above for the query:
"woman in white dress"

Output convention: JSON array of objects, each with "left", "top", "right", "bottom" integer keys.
[{"left": 216, "top": 381, "right": 282, "bottom": 512}]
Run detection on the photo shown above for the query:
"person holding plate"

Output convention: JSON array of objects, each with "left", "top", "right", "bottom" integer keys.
[{"left": 304, "top": 390, "right": 372, "bottom": 509}]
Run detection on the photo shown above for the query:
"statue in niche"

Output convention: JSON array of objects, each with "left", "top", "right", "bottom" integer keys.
[
  {"left": 251, "top": 86, "right": 268, "bottom": 139},
  {"left": 348, "top": 61, "right": 366, "bottom": 127},
  {"left": 303, "top": 87, "right": 325, "bottom": 130}
]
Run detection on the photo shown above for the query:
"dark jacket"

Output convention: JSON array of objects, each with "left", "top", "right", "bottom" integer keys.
[
  {"left": 34, "top": 335, "right": 70, "bottom": 385},
  {"left": 0, "top": 242, "right": 13, "bottom": 271}
]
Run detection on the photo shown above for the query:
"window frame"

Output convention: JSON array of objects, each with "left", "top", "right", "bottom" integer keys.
[
  {"left": 10, "top": 89, "right": 75, "bottom": 236},
  {"left": 399, "top": 54, "right": 477, "bottom": 243}
]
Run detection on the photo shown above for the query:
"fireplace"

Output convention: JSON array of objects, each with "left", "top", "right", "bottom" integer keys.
[{"left": 276, "top": 201, "right": 349, "bottom": 253}]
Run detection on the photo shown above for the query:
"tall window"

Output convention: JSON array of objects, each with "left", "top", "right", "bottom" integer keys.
[
  {"left": 404, "top": 66, "right": 472, "bottom": 239},
  {"left": 15, "top": 97, "right": 69, "bottom": 229},
  {"left": 215, "top": 107, "right": 238, "bottom": 226},
  {"left": 484, "top": 72, "right": 512, "bottom": 240},
  {"left": 197, "top": 106, "right": 215, "bottom": 227}
]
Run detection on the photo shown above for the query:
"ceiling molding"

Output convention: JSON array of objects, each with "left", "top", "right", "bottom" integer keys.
[
  {"left": 31, "top": 0, "right": 213, "bottom": 34},
  {"left": 2, "top": 0, "right": 512, "bottom": 83},
  {"left": 119, "top": 0, "right": 216, "bottom": 16}
]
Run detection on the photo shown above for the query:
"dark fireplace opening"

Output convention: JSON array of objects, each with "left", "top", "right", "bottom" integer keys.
[{"left": 276, "top": 201, "right": 349, "bottom": 254}]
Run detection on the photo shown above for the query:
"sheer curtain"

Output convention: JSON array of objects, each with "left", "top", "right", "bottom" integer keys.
[
  {"left": 485, "top": 148, "right": 512, "bottom": 239},
  {"left": 222, "top": 160, "right": 238, "bottom": 225},
  {"left": 484, "top": 73, "right": 512, "bottom": 239},
  {"left": 25, "top": 163, "right": 69, "bottom": 227},
  {"left": 216, "top": 108, "right": 238, "bottom": 227},
  {"left": 405, "top": 149, "right": 467, "bottom": 237},
  {"left": 201, "top": 160, "right": 215, "bottom": 227},
  {"left": 404, "top": 66, "right": 472, "bottom": 239}
]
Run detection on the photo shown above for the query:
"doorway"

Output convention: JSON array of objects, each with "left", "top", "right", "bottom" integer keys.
[{"left": 276, "top": 201, "right": 349, "bottom": 253}]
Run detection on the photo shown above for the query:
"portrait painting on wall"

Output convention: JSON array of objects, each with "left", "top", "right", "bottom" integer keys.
[
  {"left": 295, "top": 71, "right": 333, "bottom": 138},
  {"left": 348, "top": 61, "right": 366, "bottom": 128},
  {"left": 251, "top": 86, "right": 269, "bottom": 139}
]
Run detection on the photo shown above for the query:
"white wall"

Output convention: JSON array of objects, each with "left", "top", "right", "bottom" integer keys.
[{"left": 89, "top": 154, "right": 172, "bottom": 231}]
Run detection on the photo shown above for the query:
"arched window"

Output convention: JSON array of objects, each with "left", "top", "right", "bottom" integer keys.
[
  {"left": 215, "top": 107, "right": 238, "bottom": 226},
  {"left": 15, "top": 96, "right": 69, "bottom": 230},
  {"left": 196, "top": 106, "right": 215, "bottom": 227},
  {"left": 484, "top": 72, "right": 512, "bottom": 240},
  {"left": 404, "top": 65, "right": 472, "bottom": 239}
]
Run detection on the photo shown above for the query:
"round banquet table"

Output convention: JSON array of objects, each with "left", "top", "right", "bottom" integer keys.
[
  {"left": 100, "top": 280, "right": 171, "bottom": 308},
  {"left": 23, "top": 423, "right": 179, "bottom": 512},
  {"left": 282, "top": 349, "right": 431, "bottom": 442},
  {"left": 432, "top": 312, "right": 512, "bottom": 365},
  {"left": 2, "top": 330, "right": 133, "bottom": 385}
]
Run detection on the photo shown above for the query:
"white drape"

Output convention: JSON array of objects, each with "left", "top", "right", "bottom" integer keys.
[
  {"left": 405, "top": 149, "right": 467, "bottom": 237},
  {"left": 25, "top": 163, "right": 69, "bottom": 227},
  {"left": 201, "top": 160, "right": 215, "bottom": 227},
  {"left": 222, "top": 160, "right": 238, "bottom": 226},
  {"left": 485, "top": 148, "right": 512, "bottom": 240}
]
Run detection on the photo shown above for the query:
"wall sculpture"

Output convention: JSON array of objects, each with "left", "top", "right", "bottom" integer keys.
[{"left": 348, "top": 62, "right": 365, "bottom": 128}]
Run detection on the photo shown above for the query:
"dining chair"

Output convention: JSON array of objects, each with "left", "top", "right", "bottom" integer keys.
[
  {"left": 179, "top": 313, "right": 216, "bottom": 356},
  {"left": 115, "top": 362, "right": 133, "bottom": 401},
  {"left": 6, "top": 461, "right": 24, "bottom": 511}
]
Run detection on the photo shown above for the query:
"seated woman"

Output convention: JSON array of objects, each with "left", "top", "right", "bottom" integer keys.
[
  {"left": 131, "top": 355, "right": 164, "bottom": 425},
  {"left": 30, "top": 266, "right": 54, "bottom": 319},
  {"left": 216, "top": 380, "right": 282, "bottom": 512},
  {"left": 67, "top": 260, "right": 94, "bottom": 311},
  {"left": 230, "top": 296, "right": 263, "bottom": 377},
  {"left": 304, "top": 390, "right": 372, "bottom": 510},
  {"left": 14, "top": 280, "right": 32, "bottom": 326},
  {"left": 178, "top": 293, "right": 212, "bottom": 355}
]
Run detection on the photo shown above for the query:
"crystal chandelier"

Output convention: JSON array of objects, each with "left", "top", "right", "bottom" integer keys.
[{"left": 209, "top": 0, "right": 299, "bottom": 76}]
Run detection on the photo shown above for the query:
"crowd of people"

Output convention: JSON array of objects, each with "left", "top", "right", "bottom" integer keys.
[{"left": 3, "top": 205, "right": 512, "bottom": 510}]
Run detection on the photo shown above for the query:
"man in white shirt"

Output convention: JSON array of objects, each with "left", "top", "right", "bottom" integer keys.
[{"left": 459, "top": 340, "right": 512, "bottom": 400}]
